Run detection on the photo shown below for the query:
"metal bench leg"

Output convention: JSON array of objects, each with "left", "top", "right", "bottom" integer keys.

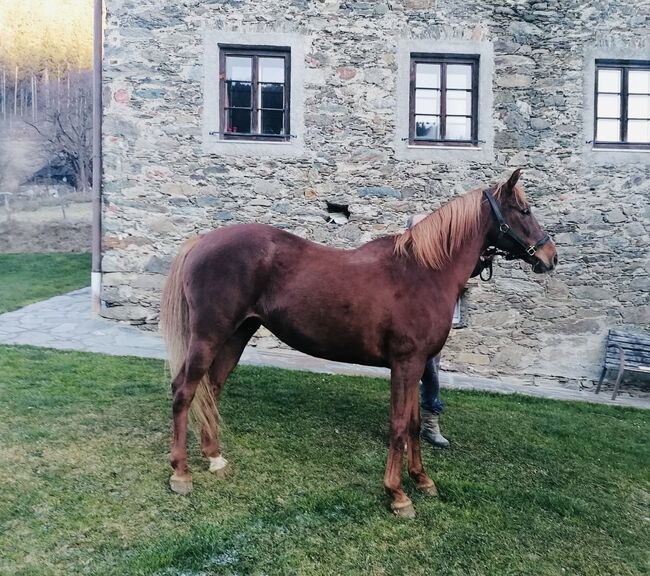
[
  {"left": 611, "top": 347, "right": 625, "bottom": 401},
  {"left": 595, "top": 367, "right": 607, "bottom": 395}
]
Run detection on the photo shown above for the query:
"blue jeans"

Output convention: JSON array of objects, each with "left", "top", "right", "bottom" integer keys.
[{"left": 420, "top": 355, "right": 444, "bottom": 414}]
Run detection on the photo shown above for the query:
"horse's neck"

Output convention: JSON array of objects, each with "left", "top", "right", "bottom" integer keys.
[{"left": 437, "top": 205, "right": 492, "bottom": 295}]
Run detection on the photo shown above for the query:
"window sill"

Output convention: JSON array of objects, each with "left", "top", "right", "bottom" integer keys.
[
  {"left": 591, "top": 146, "right": 650, "bottom": 152},
  {"left": 203, "top": 132, "right": 304, "bottom": 157},
  {"left": 407, "top": 145, "right": 482, "bottom": 151},
  {"left": 582, "top": 142, "right": 650, "bottom": 164},
  {"left": 216, "top": 138, "right": 294, "bottom": 145},
  {"left": 396, "top": 140, "right": 493, "bottom": 162}
]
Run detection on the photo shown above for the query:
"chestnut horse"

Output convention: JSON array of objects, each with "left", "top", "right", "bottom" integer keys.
[{"left": 160, "top": 169, "right": 557, "bottom": 517}]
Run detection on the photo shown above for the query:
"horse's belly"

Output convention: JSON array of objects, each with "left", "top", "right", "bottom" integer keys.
[
  {"left": 260, "top": 315, "right": 388, "bottom": 368},
  {"left": 256, "top": 253, "right": 400, "bottom": 367}
]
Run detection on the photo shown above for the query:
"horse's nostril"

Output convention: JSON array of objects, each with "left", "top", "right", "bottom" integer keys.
[{"left": 553, "top": 254, "right": 558, "bottom": 266}]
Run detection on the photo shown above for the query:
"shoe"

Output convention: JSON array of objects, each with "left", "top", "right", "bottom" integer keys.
[{"left": 421, "top": 409, "right": 450, "bottom": 448}]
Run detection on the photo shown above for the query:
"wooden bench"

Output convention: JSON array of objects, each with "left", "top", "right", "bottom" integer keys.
[{"left": 595, "top": 330, "right": 650, "bottom": 400}]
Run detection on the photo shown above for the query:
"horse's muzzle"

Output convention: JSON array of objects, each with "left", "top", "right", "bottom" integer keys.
[{"left": 532, "top": 252, "right": 558, "bottom": 274}]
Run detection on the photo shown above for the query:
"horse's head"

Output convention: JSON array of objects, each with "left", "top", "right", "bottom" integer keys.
[{"left": 486, "top": 169, "right": 558, "bottom": 274}]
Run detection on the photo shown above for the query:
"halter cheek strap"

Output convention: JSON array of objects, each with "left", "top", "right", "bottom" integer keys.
[{"left": 483, "top": 190, "right": 551, "bottom": 259}]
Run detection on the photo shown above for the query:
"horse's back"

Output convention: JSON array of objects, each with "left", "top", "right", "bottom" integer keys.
[
  {"left": 187, "top": 223, "right": 391, "bottom": 279},
  {"left": 182, "top": 223, "right": 339, "bottom": 311},
  {"left": 193, "top": 223, "right": 326, "bottom": 259}
]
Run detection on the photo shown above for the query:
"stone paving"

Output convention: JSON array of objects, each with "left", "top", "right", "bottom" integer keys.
[{"left": 0, "top": 288, "right": 647, "bottom": 410}]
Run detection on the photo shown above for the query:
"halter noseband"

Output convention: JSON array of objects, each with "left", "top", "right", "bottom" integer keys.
[{"left": 482, "top": 189, "right": 551, "bottom": 260}]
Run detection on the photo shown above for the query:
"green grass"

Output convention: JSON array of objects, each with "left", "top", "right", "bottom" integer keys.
[
  {"left": 0, "top": 345, "right": 648, "bottom": 576},
  {"left": 0, "top": 253, "right": 91, "bottom": 313}
]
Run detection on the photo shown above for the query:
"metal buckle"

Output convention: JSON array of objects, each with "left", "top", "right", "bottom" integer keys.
[
  {"left": 480, "top": 259, "right": 493, "bottom": 282},
  {"left": 499, "top": 223, "right": 510, "bottom": 233},
  {"left": 526, "top": 246, "right": 537, "bottom": 256}
]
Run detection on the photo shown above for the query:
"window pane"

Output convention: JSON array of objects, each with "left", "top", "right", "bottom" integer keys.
[
  {"left": 261, "top": 110, "right": 284, "bottom": 134},
  {"left": 226, "top": 81, "right": 251, "bottom": 108},
  {"left": 629, "top": 70, "right": 650, "bottom": 94},
  {"left": 597, "top": 69, "right": 621, "bottom": 93},
  {"left": 446, "top": 90, "right": 471, "bottom": 115},
  {"left": 596, "top": 93, "right": 620, "bottom": 118},
  {"left": 628, "top": 95, "right": 650, "bottom": 119},
  {"left": 445, "top": 116, "right": 471, "bottom": 140},
  {"left": 627, "top": 120, "right": 650, "bottom": 143},
  {"left": 226, "top": 56, "right": 252, "bottom": 81},
  {"left": 416, "top": 64, "right": 440, "bottom": 88},
  {"left": 259, "top": 57, "right": 285, "bottom": 83},
  {"left": 415, "top": 89, "right": 439, "bottom": 115},
  {"left": 415, "top": 115, "right": 440, "bottom": 139},
  {"left": 261, "top": 83, "right": 284, "bottom": 109},
  {"left": 227, "top": 108, "right": 251, "bottom": 134},
  {"left": 596, "top": 118, "right": 620, "bottom": 141},
  {"left": 446, "top": 65, "right": 472, "bottom": 89}
]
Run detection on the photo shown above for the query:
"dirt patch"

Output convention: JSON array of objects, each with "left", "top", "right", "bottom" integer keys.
[
  {"left": 0, "top": 198, "right": 91, "bottom": 253},
  {"left": 0, "top": 220, "right": 91, "bottom": 253}
]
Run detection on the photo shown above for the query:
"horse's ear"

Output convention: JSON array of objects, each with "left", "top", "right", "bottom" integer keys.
[{"left": 504, "top": 168, "right": 523, "bottom": 195}]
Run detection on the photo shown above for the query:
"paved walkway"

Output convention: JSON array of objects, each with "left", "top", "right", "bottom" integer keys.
[{"left": 0, "top": 288, "right": 647, "bottom": 409}]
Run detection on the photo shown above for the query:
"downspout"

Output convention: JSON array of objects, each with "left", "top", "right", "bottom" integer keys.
[{"left": 91, "top": 0, "right": 103, "bottom": 313}]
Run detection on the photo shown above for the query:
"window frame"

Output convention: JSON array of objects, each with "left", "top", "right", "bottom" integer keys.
[
  {"left": 218, "top": 44, "right": 291, "bottom": 142},
  {"left": 408, "top": 53, "right": 480, "bottom": 147},
  {"left": 594, "top": 59, "right": 650, "bottom": 150}
]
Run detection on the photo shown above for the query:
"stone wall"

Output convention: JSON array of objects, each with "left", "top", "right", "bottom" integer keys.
[{"left": 101, "top": 0, "right": 650, "bottom": 389}]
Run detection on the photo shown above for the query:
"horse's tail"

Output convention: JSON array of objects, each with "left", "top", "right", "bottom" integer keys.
[{"left": 160, "top": 236, "right": 219, "bottom": 438}]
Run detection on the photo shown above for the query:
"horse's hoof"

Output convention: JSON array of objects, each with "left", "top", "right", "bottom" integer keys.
[
  {"left": 417, "top": 481, "right": 439, "bottom": 497},
  {"left": 208, "top": 455, "right": 231, "bottom": 479},
  {"left": 170, "top": 473, "right": 193, "bottom": 495},
  {"left": 391, "top": 500, "right": 416, "bottom": 519}
]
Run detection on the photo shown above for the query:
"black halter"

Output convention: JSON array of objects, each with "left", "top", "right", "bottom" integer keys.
[
  {"left": 476, "top": 190, "right": 552, "bottom": 281},
  {"left": 483, "top": 189, "right": 551, "bottom": 259}
]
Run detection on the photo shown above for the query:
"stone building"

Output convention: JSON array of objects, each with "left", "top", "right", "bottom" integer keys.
[{"left": 100, "top": 0, "right": 650, "bottom": 388}]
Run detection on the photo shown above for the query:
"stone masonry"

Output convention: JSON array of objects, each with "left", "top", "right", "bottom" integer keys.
[{"left": 101, "top": 0, "right": 650, "bottom": 389}]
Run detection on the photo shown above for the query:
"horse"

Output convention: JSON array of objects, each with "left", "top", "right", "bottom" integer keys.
[{"left": 160, "top": 168, "right": 557, "bottom": 518}]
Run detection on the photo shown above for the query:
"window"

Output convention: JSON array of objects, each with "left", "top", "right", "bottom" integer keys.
[
  {"left": 409, "top": 54, "right": 479, "bottom": 146},
  {"left": 594, "top": 60, "right": 650, "bottom": 149},
  {"left": 219, "top": 46, "right": 290, "bottom": 141}
]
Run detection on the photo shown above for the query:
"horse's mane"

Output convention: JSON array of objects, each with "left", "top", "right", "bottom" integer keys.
[{"left": 394, "top": 181, "right": 527, "bottom": 269}]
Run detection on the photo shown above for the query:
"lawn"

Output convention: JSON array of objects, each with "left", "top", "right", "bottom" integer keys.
[
  {"left": 0, "top": 253, "right": 90, "bottom": 314},
  {"left": 0, "top": 345, "right": 648, "bottom": 576}
]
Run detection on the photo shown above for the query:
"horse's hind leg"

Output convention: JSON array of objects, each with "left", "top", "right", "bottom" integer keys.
[
  {"left": 170, "top": 337, "right": 219, "bottom": 495},
  {"left": 200, "top": 318, "right": 262, "bottom": 477}
]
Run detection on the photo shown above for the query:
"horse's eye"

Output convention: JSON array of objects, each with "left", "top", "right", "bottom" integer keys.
[{"left": 520, "top": 207, "right": 531, "bottom": 215}]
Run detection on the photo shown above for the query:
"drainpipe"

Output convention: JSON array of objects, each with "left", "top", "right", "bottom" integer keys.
[{"left": 91, "top": 0, "right": 103, "bottom": 314}]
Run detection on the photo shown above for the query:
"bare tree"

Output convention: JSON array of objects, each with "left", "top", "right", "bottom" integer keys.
[
  {"left": 25, "top": 71, "right": 92, "bottom": 192},
  {"left": 0, "top": 0, "right": 92, "bottom": 127},
  {"left": 0, "top": 142, "right": 15, "bottom": 221}
]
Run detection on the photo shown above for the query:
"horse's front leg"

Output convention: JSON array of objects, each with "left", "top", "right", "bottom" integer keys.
[
  {"left": 384, "top": 359, "right": 424, "bottom": 518},
  {"left": 407, "top": 392, "right": 438, "bottom": 496}
]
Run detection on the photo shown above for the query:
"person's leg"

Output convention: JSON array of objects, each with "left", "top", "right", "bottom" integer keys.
[{"left": 419, "top": 355, "right": 450, "bottom": 448}]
